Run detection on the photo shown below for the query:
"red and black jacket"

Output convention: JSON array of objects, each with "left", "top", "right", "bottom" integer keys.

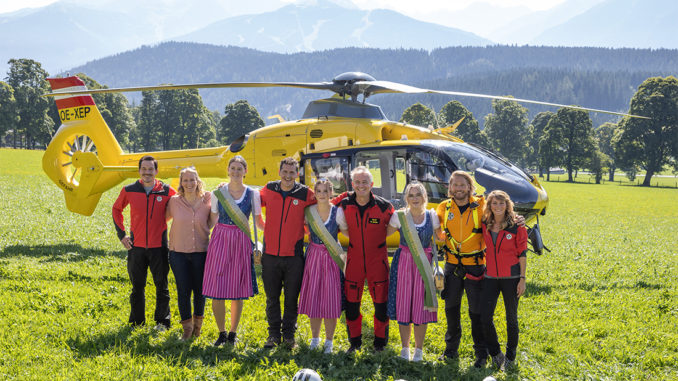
[
  {"left": 338, "top": 192, "right": 394, "bottom": 281},
  {"left": 260, "top": 181, "right": 316, "bottom": 257},
  {"left": 482, "top": 222, "right": 528, "bottom": 278},
  {"left": 112, "top": 179, "right": 175, "bottom": 249}
]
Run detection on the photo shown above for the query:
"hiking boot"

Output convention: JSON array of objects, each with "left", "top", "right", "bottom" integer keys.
[
  {"left": 473, "top": 355, "right": 488, "bottom": 368},
  {"left": 346, "top": 343, "right": 361, "bottom": 354},
  {"left": 282, "top": 337, "right": 297, "bottom": 349},
  {"left": 263, "top": 336, "right": 280, "bottom": 349},
  {"left": 213, "top": 331, "right": 229, "bottom": 347},
  {"left": 154, "top": 323, "right": 169, "bottom": 332},
  {"left": 437, "top": 351, "right": 459, "bottom": 361},
  {"left": 227, "top": 331, "right": 237, "bottom": 344},
  {"left": 503, "top": 358, "right": 515, "bottom": 370},
  {"left": 491, "top": 352, "right": 506, "bottom": 369}
]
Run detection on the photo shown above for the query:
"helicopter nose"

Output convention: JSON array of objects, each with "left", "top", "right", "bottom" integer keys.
[{"left": 474, "top": 167, "right": 539, "bottom": 208}]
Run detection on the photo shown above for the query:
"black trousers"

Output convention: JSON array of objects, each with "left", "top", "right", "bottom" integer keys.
[
  {"left": 441, "top": 262, "right": 487, "bottom": 358},
  {"left": 262, "top": 253, "right": 304, "bottom": 339},
  {"left": 127, "top": 246, "right": 171, "bottom": 327},
  {"left": 480, "top": 277, "right": 520, "bottom": 361}
]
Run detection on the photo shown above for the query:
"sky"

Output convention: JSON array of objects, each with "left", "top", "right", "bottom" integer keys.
[{"left": 0, "top": 0, "right": 567, "bottom": 15}]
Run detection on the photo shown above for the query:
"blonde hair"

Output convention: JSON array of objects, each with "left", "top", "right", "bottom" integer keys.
[
  {"left": 351, "top": 165, "right": 373, "bottom": 182},
  {"left": 448, "top": 170, "right": 476, "bottom": 197},
  {"left": 483, "top": 190, "right": 516, "bottom": 230},
  {"left": 403, "top": 181, "right": 428, "bottom": 209},
  {"left": 177, "top": 167, "right": 205, "bottom": 197},
  {"left": 314, "top": 178, "right": 334, "bottom": 196}
]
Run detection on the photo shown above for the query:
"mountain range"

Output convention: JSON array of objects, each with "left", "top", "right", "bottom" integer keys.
[{"left": 1, "top": 0, "right": 677, "bottom": 75}]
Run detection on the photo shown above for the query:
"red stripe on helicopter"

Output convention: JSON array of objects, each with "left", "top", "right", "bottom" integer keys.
[
  {"left": 55, "top": 96, "right": 95, "bottom": 110},
  {"left": 47, "top": 76, "right": 86, "bottom": 90}
]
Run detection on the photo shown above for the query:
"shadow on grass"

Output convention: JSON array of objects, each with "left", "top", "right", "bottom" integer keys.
[
  {"left": 576, "top": 280, "right": 665, "bottom": 291},
  {"left": 0, "top": 243, "right": 125, "bottom": 261},
  {"left": 526, "top": 281, "right": 552, "bottom": 296},
  {"left": 66, "top": 325, "right": 508, "bottom": 380}
]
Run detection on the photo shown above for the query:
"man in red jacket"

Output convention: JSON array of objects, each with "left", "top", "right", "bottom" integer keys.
[
  {"left": 112, "top": 156, "right": 175, "bottom": 329},
  {"left": 337, "top": 166, "right": 395, "bottom": 353},
  {"left": 260, "top": 157, "right": 316, "bottom": 348}
]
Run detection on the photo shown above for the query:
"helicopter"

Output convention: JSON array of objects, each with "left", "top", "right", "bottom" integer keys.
[{"left": 43, "top": 72, "right": 645, "bottom": 253}]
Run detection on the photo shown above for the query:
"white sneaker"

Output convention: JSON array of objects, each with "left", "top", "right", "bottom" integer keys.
[
  {"left": 309, "top": 337, "right": 320, "bottom": 350},
  {"left": 400, "top": 347, "right": 411, "bottom": 361},
  {"left": 153, "top": 324, "right": 167, "bottom": 332},
  {"left": 412, "top": 348, "right": 424, "bottom": 362},
  {"left": 323, "top": 340, "right": 333, "bottom": 354}
]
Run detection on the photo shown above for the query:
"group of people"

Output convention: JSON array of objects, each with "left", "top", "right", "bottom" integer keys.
[{"left": 112, "top": 154, "right": 528, "bottom": 368}]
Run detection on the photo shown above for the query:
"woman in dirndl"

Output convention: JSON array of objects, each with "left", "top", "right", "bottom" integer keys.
[
  {"left": 298, "top": 179, "right": 345, "bottom": 354},
  {"left": 386, "top": 182, "right": 442, "bottom": 362},
  {"left": 203, "top": 155, "right": 261, "bottom": 346}
]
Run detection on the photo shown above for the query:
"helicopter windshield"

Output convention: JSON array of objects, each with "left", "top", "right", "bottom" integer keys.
[{"left": 302, "top": 99, "right": 386, "bottom": 120}]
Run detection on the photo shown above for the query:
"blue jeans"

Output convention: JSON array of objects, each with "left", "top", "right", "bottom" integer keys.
[{"left": 169, "top": 251, "right": 207, "bottom": 321}]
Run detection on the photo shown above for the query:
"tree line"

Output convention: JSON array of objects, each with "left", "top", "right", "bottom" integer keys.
[{"left": 1, "top": 58, "right": 676, "bottom": 187}]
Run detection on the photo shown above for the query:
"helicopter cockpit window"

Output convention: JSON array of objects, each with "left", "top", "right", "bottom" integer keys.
[
  {"left": 407, "top": 150, "right": 454, "bottom": 202},
  {"left": 307, "top": 157, "right": 350, "bottom": 195},
  {"left": 302, "top": 99, "right": 387, "bottom": 120},
  {"left": 442, "top": 144, "right": 531, "bottom": 185}
]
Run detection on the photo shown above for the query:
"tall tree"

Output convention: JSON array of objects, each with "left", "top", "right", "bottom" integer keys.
[
  {"left": 543, "top": 107, "right": 596, "bottom": 182},
  {"left": 137, "top": 90, "right": 161, "bottom": 151},
  {"left": 528, "top": 111, "right": 554, "bottom": 177},
  {"left": 0, "top": 81, "right": 18, "bottom": 145},
  {"left": 437, "top": 100, "right": 488, "bottom": 147},
  {"left": 595, "top": 122, "right": 619, "bottom": 181},
  {"left": 615, "top": 76, "right": 678, "bottom": 186},
  {"left": 219, "top": 100, "right": 264, "bottom": 144},
  {"left": 587, "top": 149, "right": 610, "bottom": 184},
  {"left": 6, "top": 59, "right": 53, "bottom": 148},
  {"left": 400, "top": 102, "right": 437, "bottom": 128},
  {"left": 483, "top": 98, "right": 529, "bottom": 165}
]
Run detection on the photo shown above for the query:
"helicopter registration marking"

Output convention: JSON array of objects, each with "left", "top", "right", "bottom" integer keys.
[{"left": 60, "top": 106, "right": 91, "bottom": 122}]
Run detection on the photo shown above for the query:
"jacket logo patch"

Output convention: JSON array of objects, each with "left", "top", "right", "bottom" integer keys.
[
  {"left": 368, "top": 218, "right": 380, "bottom": 224},
  {"left": 156, "top": 196, "right": 163, "bottom": 202},
  {"left": 447, "top": 212, "right": 454, "bottom": 220},
  {"left": 506, "top": 233, "right": 513, "bottom": 240},
  {"left": 293, "top": 199, "right": 299, "bottom": 206}
]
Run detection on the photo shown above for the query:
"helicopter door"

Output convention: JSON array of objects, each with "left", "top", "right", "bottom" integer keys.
[
  {"left": 302, "top": 155, "right": 350, "bottom": 195},
  {"left": 355, "top": 150, "right": 405, "bottom": 208}
]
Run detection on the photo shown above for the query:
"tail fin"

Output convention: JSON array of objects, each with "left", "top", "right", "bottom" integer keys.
[{"left": 43, "top": 76, "right": 125, "bottom": 216}]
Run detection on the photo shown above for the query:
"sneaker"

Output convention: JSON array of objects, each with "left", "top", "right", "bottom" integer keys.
[
  {"left": 263, "top": 336, "right": 280, "bottom": 349},
  {"left": 399, "top": 347, "right": 411, "bottom": 361},
  {"left": 491, "top": 352, "right": 506, "bottom": 369},
  {"left": 412, "top": 348, "right": 424, "bottom": 362},
  {"left": 473, "top": 356, "right": 488, "bottom": 368},
  {"left": 153, "top": 323, "right": 168, "bottom": 332},
  {"left": 213, "top": 331, "right": 229, "bottom": 347},
  {"left": 374, "top": 345, "right": 386, "bottom": 353},
  {"left": 282, "top": 337, "right": 297, "bottom": 349},
  {"left": 323, "top": 340, "right": 333, "bottom": 354},
  {"left": 227, "top": 331, "right": 237, "bottom": 344},
  {"left": 309, "top": 337, "right": 320, "bottom": 350}
]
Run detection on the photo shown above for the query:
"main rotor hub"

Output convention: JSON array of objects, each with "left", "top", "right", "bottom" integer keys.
[{"left": 332, "top": 72, "right": 376, "bottom": 101}]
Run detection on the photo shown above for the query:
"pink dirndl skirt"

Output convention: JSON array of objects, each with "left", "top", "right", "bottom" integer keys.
[
  {"left": 202, "top": 223, "right": 254, "bottom": 300},
  {"left": 298, "top": 242, "right": 342, "bottom": 319},
  {"left": 395, "top": 246, "right": 437, "bottom": 325}
]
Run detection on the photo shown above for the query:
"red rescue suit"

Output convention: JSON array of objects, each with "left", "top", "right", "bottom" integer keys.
[
  {"left": 482, "top": 223, "right": 528, "bottom": 278},
  {"left": 337, "top": 191, "right": 394, "bottom": 347}
]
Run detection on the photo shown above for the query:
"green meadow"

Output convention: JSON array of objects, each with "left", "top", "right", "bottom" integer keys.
[{"left": 0, "top": 148, "right": 676, "bottom": 380}]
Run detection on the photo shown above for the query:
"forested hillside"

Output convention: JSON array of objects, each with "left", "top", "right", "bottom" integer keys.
[{"left": 69, "top": 42, "right": 678, "bottom": 126}]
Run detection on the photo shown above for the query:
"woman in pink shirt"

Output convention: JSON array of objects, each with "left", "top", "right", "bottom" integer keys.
[{"left": 166, "top": 167, "right": 216, "bottom": 340}]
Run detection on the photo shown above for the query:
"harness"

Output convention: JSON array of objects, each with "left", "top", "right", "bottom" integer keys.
[{"left": 442, "top": 199, "right": 484, "bottom": 279}]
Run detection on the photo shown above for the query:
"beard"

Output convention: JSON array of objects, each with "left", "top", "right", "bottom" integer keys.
[{"left": 453, "top": 190, "right": 469, "bottom": 202}]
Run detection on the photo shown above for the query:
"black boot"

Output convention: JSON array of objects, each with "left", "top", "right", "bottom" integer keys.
[
  {"left": 227, "top": 331, "right": 237, "bottom": 344},
  {"left": 213, "top": 331, "right": 228, "bottom": 347}
]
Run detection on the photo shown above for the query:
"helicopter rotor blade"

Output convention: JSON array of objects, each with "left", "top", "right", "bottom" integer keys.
[
  {"left": 44, "top": 81, "right": 336, "bottom": 96},
  {"left": 360, "top": 80, "right": 650, "bottom": 119}
]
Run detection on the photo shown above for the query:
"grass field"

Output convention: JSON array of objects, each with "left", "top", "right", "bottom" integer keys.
[{"left": 1, "top": 148, "right": 677, "bottom": 380}]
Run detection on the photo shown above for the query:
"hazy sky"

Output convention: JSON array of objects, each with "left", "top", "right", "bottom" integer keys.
[{"left": 0, "top": 0, "right": 567, "bottom": 14}]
